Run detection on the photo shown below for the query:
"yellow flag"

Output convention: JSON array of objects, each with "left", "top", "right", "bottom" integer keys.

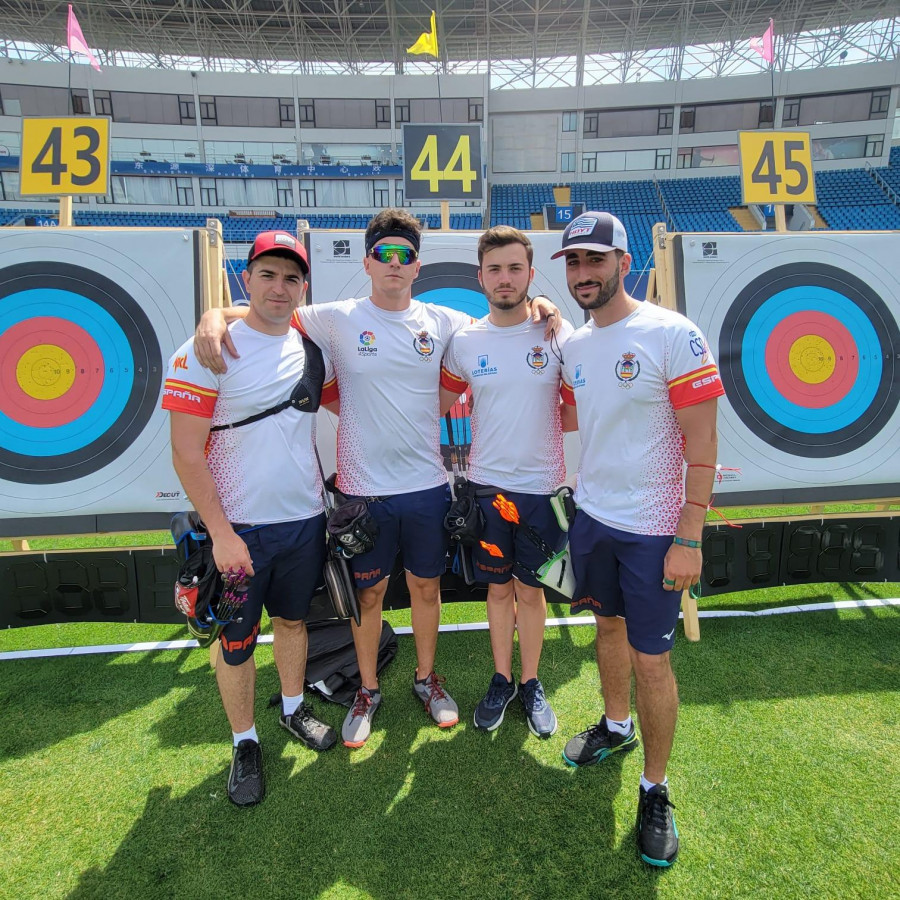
[{"left": 407, "top": 10, "right": 438, "bottom": 56}]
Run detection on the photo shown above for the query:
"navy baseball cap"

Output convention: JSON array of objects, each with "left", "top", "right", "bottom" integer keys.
[
  {"left": 551, "top": 211, "right": 628, "bottom": 259},
  {"left": 247, "top": 231, "right": 309, "bottom": 276}
]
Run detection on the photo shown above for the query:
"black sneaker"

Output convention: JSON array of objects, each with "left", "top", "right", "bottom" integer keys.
[
  {"left": 519, "top": 678, "right": 558, "bottom": 738},
  {"left": 227, "top": 739, "right": 264, "bottom": 807},
  {"left": 637, "top": 784, "right": 679, "bottom": 867},
  {"left": 280, "top": 702, "right": 337, "bottom": 751},
  {"left": 473, "top": 673, "right": 517, "bottom": 732},
  {"left": 562, "top": 716, "right": 638, "bottom": 767}
]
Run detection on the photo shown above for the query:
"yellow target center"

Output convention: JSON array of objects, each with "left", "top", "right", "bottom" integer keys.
[
  {"left": 788, "top": 335, "right": 835, "bottom": 384},
  {"left": 16, "top": 344, "right": 77, "bottom": 400}
]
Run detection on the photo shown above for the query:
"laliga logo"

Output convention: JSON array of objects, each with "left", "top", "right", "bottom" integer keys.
[
  {"left": 359, "top": 331, "right": 375, "bottom": 346},
  {"left": 615, "top": 351, "right": 640, "bottom": 388}
]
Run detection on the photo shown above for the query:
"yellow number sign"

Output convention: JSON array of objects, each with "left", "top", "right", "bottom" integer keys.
[
  {"left": 403, "top": 124, "right": 483, "bottom": 201},
  {"left": 20, "top": 117, "right": 110, "bottom": 196},
  {"left": 739, "top": 131, "right": 816, "bottom": 205}
]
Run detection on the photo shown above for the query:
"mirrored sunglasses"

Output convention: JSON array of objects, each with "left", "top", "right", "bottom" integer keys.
[{"left": 369, "top": 244, "right": 417, "bottom": 265}]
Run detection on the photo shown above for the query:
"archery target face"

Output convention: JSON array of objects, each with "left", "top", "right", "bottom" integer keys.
[
  {"left": 677, "top": 232, "right": 900, "bottom": 500},
  {"left": 306, "top": 230, "right": 582, "bottom": 479},
  {"left": 0, "top": 229, "right": 199, "bottom": 516}
]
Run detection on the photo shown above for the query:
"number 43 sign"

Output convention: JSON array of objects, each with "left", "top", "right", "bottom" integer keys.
[
  {"left": 20, "top": 117, "right": 110, "bottom": 196},
  {"left": 403, "top": 124, "right": 483, "bottom": 201},
  {"left": 738, "top": 131, "right": 816, "bottom": 205}
]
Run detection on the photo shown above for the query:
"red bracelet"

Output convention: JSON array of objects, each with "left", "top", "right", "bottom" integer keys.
[{"left": 685, "top": 500, "right": 709, "bottom": 509}]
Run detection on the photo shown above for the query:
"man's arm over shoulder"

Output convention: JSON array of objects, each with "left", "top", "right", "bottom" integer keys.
[{"left": 194, "top": 306, "right": 249, "bottom": 375}]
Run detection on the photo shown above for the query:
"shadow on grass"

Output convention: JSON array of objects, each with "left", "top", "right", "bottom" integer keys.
[{"left": 67, "top": 645, "right": 659, "bottom": 900}]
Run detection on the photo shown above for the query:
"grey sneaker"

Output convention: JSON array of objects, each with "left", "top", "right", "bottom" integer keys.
[
  {"left": 473, "top": 673, "right": 518, "bottom": 732},
  {"left": 341, "top": 687, "right": 382, "bottom": 748},
  {"left": 519, "top": 678, "right": 558, "bottom": 738},
  {"left": 413, "top": 672, "right": 459, "bottom": 728}
]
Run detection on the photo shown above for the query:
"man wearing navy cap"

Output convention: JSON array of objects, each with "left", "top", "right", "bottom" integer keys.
[
  {"left": 555, "top": 211, "right": 725, "bottom": 867},
  {"left": 163, "top": 231, "right": 339, "bottom": 807}
]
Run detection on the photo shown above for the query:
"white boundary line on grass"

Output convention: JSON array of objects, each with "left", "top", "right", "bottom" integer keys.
[{"left": 0, "top": 597, "right": 897, "bottom": 662}]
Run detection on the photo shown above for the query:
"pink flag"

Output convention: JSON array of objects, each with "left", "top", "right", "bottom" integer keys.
[
  {"left": 67, "top": 4, "right": 101, "bottom": 71},
  {"left": 750, "top": 19, "right": 775, "bottom": 64}
]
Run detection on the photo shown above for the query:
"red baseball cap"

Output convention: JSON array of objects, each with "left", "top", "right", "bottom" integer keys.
[{"left": 247, "top": 231, "right": 309, "bottom": 276}]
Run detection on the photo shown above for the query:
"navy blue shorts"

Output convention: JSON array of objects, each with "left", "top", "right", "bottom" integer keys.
[
  {"left": 218, "top": 514, "right": 326, "bottom": 666},
  {"left": 348, "top": 483, "right": 451, "bottom": 588},
  {"left": 569, "top": 511, "right": 680, "bottom": 655},
  {"left": 471, "top": 486, "right": 565, "bottom": 589}
]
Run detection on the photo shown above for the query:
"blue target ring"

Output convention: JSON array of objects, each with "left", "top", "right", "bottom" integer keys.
[
  {"left": 719, "top": 263, "right": 899, "bottom": 457},
  {"left": 741, "top": 286, "right": 881, "bottom": 433},
  {"left": 0, "top": 289, "right": 135, "bottom": 454},
  {"left": 0, "top": 262, "right": 162, "bottom": 484}
]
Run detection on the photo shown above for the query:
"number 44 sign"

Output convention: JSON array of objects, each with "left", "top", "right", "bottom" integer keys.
[
  {"left": 403, "top": 124, "right": 483, "bottom": 201},
  {"left": 20, "top": 117, "right": 110, "bottom": 196},
  {"left": 738, "top": 131, "right": 816, "bottom": 205}
]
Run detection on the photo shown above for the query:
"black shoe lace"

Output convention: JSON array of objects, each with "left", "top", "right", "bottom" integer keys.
[
  {"left": 645, "top": 791, "right": 676, "bottom": 830},
  {"left": 485, "top": 677, "right": 512, "bottom": 707},
  {"left": 236, "top": 744, "right": 261, "bottom": 781},
  {"left": 522, "top": 681, "right": 545, "bottom": 711},
  {"left": 582, "top": 719, "right": 608, "bottom": 747}
]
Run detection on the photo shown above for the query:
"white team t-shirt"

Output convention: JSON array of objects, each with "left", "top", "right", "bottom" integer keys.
[
  {"left": 441, "top": 316, "right": 574, "bottom": 493},
  {"left": 293, "top": 297, "right": 470, "bottom": 496},
  {"left": 560, "top": 302, "right": 725, "bottom": 535},
  {"left": 162, "top": 320, "right": 334, "bottom": 524}
]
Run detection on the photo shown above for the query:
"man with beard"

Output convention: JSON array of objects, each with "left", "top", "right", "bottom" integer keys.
[
  {"left": 555, "top": 212, "right": 725, "bottom": 867},
  {"left": 440, "top": 226, "right": 574, "bottom": 738}
]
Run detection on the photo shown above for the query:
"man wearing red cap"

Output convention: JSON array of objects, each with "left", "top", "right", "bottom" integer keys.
[{"left": 163, "top": 231, "right": 338, "bottom": 807}]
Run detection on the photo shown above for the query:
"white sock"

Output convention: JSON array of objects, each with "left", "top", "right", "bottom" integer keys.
[
  {"left": 641, "top": 773, "right": 668, "bottom": 792},
  {"left": 282, "top": 692, "right": 304, "bottom": 716},
  {"left": 605, "top": 715, "right": 633, "bottom": 735},
  {"left": 233, "top": 725, "right": 259, "bottom": 747}
]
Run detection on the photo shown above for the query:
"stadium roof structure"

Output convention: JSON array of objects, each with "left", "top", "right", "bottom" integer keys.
[{"left": 0, "top": 0, "right": 898, "bottom": 87}]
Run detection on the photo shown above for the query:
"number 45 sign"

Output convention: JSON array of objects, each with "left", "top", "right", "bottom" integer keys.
[
  {"left": 403, "top": 124, "right": 483, "bottom": 201},
  {"left": 739, "top": 131, "right": 816, "bottom": 205},
  {"left": 20, "top": 117, "right": 110, "bottom": 196}
]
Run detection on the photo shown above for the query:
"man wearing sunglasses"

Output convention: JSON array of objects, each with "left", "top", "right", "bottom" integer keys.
[{"left": 194, "top": 209, "right": 561, "bottom": 750}]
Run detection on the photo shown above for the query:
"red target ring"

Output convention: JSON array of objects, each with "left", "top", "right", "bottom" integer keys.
[
  {"left": 764, "top": 311, "right": 858, "bottom": 409},
  {"left": 0, "top": 317, "right": 105, "bottom": 426}
]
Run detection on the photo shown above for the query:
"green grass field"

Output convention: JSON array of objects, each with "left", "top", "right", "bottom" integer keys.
[{"left": 1, "top": 579, "right": 898, "bottom": 900}]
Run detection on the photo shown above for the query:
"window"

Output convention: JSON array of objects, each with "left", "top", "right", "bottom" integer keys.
[
  {"left": 179, "top": 95, "right": 195, "bottom": 123},
  {"left": 677, "top": 149, "right": 692, "bottom": 169},
  {"left": 298, "top": 100, "right": 315, "bottom": 125},
  {"left": 199, "top": 178, "right": 219, "bottom": 206},
  {"left": 865, "top": 135, "right": 884, "bottom": 157},
  {"left": 679, "top": 106, "right": 695, "bottom": 132},
  {"left": 276, "top": 179, "right": 293, "bottom": 207},
  {"left": 655, "top": 149, "right": 671, "bottom": 170},
  {"left": 94, "top": 91, "right": 112, "bottom": 117},
  {"left": 759, "top": 101, "right": 774, "bottom": 127},
  {"left": 395, "top": 183, "right": 405, "bottom": 206},
  {"left": 583, "top": 112, "right": 598, "bottom": 137},
  {"left": 582, "top": 152, "right": 597, "bottom": 173},
  {"left": 376, "top": 101, "right": 391, "bottom": 128},
  {"left": 279, "top": 99, "right": 295, "bottom": 125},
  {"left": 374, "top": 179, "right": 390, "bottom": 207},
  {"left": 468, "top": 99, "right": 483, "bottom": 122},
  {"left": 782, "top": 98, "right": 800, "bottom": 125},
  {"left": 199, "top": 96, "right": 217, "bottom": 125},
  {"left": 176, "top": 178, "right": 194, "bottom": 206},
  {"left": 658, "top": 108, "right": 674, "bottom": 134},
  {"left": 870, "top": 90, "right": 890, "bottom": 119},
  {"left": 561, "top": 152, "right": 575, "bottom": 173},
  {"left": 298, "top": 179, "right": 315, "bottom": 207},
  {"left": 71, "top": 90, "right": 90, "bottom": 115},
  {"left": 562, "top": 111, "right": 577, "bottom": 132},
  {"left": 395, "top": 101, "right": 410, "bottom": 124}
]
